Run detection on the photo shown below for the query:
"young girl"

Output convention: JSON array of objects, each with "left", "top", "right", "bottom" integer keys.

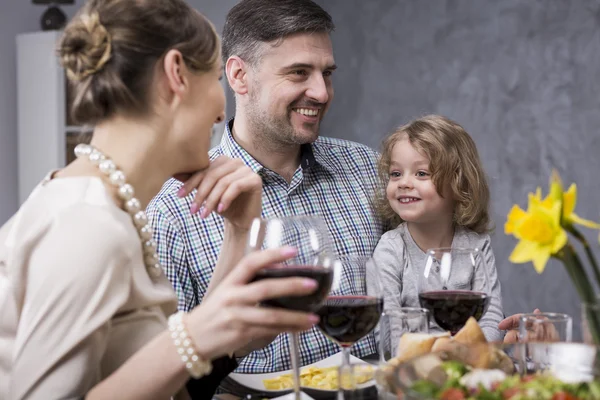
[{"left": 371, "top": 115, "right": 504, "bottom": 343}]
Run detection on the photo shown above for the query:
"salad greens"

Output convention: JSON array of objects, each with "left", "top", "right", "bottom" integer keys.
[{"left": 410, "top": 360, "right": 600, "bottom": 400}]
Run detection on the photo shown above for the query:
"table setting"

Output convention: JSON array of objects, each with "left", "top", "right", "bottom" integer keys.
[{"left": 213, "top": 171, "right": 600, "bottom": 400}]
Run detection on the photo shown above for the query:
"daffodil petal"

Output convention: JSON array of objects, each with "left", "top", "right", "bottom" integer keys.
[
  {"left": 529, "top": 190, "right": 544, "bottom": 207},
  {"left": 541, "top": 196, "right": 554, "bottom": 210},
  {"left": 550, "top": 169, "right": 564, "bottom": 189},
  {"left": 570, "top": 213, "right": 600, "bottom": 229},
  {"left": 509, "top": 240, "right": 537, "bottom": 264},
  {"left": 549, "top": 182, "right": 563, "bottom": 202},
  {"left": 548, "top": 201, "right": 563, "bottom": 227},
  {"left": 550, "top": 229, "right": 568, "bottom": 254},
  {"left": 505, "top": 205, "right": 527, "bottom": 234},
  {"left": 563, "top": 184, "right": 576, "bottom": 217},
  {"left": 531, "top": 249, "right": 551, "bottom": 274}
]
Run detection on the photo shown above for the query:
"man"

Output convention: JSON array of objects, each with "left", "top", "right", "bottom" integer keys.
[{"left": 147, "top": 0, "right": 384, "bottom": 373}]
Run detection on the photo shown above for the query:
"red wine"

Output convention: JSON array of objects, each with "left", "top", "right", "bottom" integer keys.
[
  {"left": 316, "top": 296, "right": 383, "bottom": 347},
  {"left": 418, "top": 290, "right": 490, "bottom": 334},
  {"left": 251, "top": 265, "right": 333, "bottom": 312}
]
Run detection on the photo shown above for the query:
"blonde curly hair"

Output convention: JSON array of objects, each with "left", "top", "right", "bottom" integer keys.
[{"left": 375, "top": 115, "right": 492, "bottom": 234}]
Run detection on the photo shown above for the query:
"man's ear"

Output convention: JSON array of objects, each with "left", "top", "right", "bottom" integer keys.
[{"left": 225, "top": 56, "right": 250, "bottom": 95}]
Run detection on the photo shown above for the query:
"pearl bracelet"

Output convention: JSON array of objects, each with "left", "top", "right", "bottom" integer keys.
[{"left": 168, "top": 311, "right": 213, "bottom": 379}]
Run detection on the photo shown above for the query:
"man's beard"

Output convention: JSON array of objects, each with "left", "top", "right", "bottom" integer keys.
[{"left": 246, "top": 91, "right": 320, "bottom": 148}]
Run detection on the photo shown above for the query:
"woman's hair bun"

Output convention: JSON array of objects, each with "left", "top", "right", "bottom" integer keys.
[{"left": 59, "top": 11, "right": 112, "bottom": 81}]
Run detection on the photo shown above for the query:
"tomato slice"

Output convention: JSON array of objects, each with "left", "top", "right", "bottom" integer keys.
[
  {"left": 552, "top": 392, "right": 577, "bottom": 400},
  {"left": 440, "top": 388, "right": 466, "bottom": 400},
  {"left": 502, "top": 387, "right": 521, "bottom": 399}
]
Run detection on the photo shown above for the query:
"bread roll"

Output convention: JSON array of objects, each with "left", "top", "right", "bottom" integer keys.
[
  {"left": 396, "top": 333, "right": 437, "bottom": 362},
  {"left": 431, "top": 337, "right": 453, "bottom": 353},
  {"left": 453, "top": 317, "right": 487, "bottom": 345}
]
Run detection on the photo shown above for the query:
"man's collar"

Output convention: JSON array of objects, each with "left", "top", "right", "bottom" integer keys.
[
  {"left": 220, "top": 118, "right": 318, "bottom": 173},
  {"left": 219, "top": 119, "right": 264, "bottom": 173}
]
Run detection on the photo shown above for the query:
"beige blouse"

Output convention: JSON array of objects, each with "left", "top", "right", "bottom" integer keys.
[{"left": 0, "top": 175, "right": 179, "bottom": 399}]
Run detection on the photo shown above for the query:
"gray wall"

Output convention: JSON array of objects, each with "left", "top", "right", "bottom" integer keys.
[
  {"left": 3, "top": 0, "right": 599, "bottom": 339},
  {"left": 0, "top": 0, "right": 236, "bottom": 225},
  {"left": 317, "top": 0, "right": 600, "bottom": 339}
]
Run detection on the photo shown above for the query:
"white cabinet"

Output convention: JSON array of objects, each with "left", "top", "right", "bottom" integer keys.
[{"left": 16, "top": 30, "right": 91, "bottom": 205}]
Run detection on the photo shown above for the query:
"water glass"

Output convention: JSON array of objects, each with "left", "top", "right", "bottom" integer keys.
[
  {"left": 379, "top": 307, "right": 430, "bottom": 360},
  {"left": 519, "top": 312, "right": 573, "bottom": 343},
  {"left": 376, "top": 307, "right": 429, "bottom": 399}
]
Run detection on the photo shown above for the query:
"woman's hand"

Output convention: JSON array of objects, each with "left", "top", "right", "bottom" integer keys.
[
  {"left": 185, "top": 247, "right": 319, "bottom": 361},
  {"left": 178, "top": 156, "right": 262, "bottom": 231}
]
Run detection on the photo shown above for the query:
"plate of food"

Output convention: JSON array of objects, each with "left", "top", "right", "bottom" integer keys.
[
  {"left": 376, "top": 317, "right": 600, "bottom": 399},
  {"left": 228, "top": 352, "right": 377, "bottom": 399}
]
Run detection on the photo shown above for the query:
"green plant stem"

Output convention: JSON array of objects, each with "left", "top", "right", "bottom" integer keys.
[
  {"left": 569, "top": 225, "right": 600, "bottom": 290},
  {"left": 558, "top": 244, "right": 600, "bottom": 345}
]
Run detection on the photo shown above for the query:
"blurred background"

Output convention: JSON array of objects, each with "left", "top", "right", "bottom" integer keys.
[{"left": 2, "top": 0, "right": 599, "bottom": 339}]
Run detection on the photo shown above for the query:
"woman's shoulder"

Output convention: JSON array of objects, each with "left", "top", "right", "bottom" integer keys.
[{"left": 2, "top": 176, "right": 138, "bottom": 259}]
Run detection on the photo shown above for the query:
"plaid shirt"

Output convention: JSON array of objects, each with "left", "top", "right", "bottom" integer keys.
[{"left": 147, "top": 119, "right": 385, "bottom": 373}]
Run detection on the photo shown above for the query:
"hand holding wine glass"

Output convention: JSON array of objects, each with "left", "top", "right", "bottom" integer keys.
[
  {"left": 247, "top": 215, "right": 335, "bottom": 399},
  {"left": 417, "top": 247, "right": 491, "bottom": 336},
  {"left": 185, "top": 247, "right": 321, "bottom": 361}
]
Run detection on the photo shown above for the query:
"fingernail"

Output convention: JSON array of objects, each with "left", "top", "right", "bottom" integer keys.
[
  {"left": 309, "top": 315, "right": 320, "bottom": 324},
  {"left": 177, "top": 187, "right": 186, "bottom": 198},
  {"left": 217, "top": 203, "right": 224, "bottom": 213},
  {"left": 281, "top": 246, "right": 297, "bottom": 257},
  {"left": 303, "top": 279, "right": 317, "bottom": 288},
  {"left": 190, "top": 203, "right": 199, "bottom": 214},
  {"left": 200, "top": 208, "right": 209, "bottom": 219}
]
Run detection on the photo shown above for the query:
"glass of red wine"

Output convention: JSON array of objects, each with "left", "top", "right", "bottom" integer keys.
[
  {"left": 316, "top": 255, "right": 384, "bottom": 397},
  {"left": 417, "top": 247, "right": 491, "bottom": 336},
  {"left": 247, "top": 215, "right": 335, "bottom": 399}
]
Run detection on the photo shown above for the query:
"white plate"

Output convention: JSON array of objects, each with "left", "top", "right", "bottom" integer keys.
[{"left": 228, "top": 352, "right": 376, "bottom": 398}]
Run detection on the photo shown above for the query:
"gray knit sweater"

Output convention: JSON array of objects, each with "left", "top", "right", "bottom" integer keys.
[{"left": 368, "top": 223, "right": 505, "bottom": 348}]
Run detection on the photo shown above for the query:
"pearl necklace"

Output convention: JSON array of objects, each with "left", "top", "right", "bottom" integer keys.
[{"left": 74, "top": 143, "right": 163, "bottom": 279}]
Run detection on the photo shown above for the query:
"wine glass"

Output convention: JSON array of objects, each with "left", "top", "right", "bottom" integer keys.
[
  {"left": 417, "top": 247, "right": 491, "bottom": 336},
  {"left": 247, "top": 215, "right": 335, "bottom": 400},
  {"left": 316, "top": 255, "right": 384, "bottom": 398}
]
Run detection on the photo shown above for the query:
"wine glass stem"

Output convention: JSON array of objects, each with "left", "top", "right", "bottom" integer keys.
[
  {"left": 338, "top": 346, "right": 354, "bottom": 400},
  {"left": 289, "top": 332, "right": 302, "bottom": 399}
]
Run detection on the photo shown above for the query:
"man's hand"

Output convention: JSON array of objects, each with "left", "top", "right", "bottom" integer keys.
[{"left": 498, "top": 308, "right": 541, "bottom": 343}]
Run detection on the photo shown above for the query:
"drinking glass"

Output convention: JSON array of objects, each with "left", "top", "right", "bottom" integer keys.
[
  {"left": 376, "top": 307, "right": 429, "bottom": 399},
  {"left": 417, "top": 247, "right": 491, "bottom": 335},
  {"left": 247, "top": 215, "right": 335, "bottom": 399},
  {"left": 380, "top": 307, "right": 430, "bottom": 360},
  {"left": 315, "top": 255, "right": 384, "bottom": 399},
  {"left": 519, "top": 312, "right": 573, "bottom": 343}
]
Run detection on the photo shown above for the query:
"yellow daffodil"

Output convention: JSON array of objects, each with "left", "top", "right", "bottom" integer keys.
[
  {"left": 505, "top": 191, "right": 568, "bottom": 273},
  {"left": 505, "top": 171, "right": 600, "bottom": 345},
  {"left": 543, "top": 170, "right": 600, "bottom": 230}
]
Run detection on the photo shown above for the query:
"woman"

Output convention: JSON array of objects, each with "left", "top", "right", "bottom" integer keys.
[{"left": 0, "top": 0, "right": 320, "bottom": 399}]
